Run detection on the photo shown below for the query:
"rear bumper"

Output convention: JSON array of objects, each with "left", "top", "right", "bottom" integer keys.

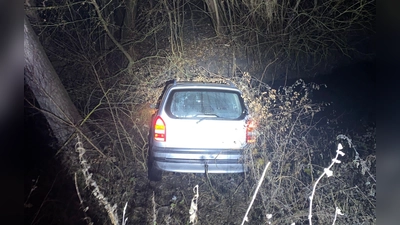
[{"left": 151, "top": 146, "right": 247, "bottom": 173}]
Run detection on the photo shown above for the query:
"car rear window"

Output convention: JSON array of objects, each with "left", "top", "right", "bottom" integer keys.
[{"left": 166, "top": 89, "right": 245, "bottom": 119}]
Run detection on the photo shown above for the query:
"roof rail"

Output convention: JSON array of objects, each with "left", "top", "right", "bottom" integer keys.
[{"left": 172, "top": 79, "right": 236, "bottom": 87}]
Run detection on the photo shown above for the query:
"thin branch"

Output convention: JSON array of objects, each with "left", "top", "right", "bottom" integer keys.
[
  {"left": 241, "top": 161, "right": 271, "bottom": 225},
  {"left": 90, "top": 0, "right": 135, "bottom": 68}
]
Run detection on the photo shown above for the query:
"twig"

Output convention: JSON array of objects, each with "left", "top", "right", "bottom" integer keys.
[
  {"left": 189, "top": 185, "right": 199, "bottom": 224},
  {"left": 241, "top": 161, "right": 271, "bottom": 225},
  {"left": 75, "top": 134, "right": 120, "bottom": 225},
  {"left": 332, "top": 207, "right": 344, "bottom": 225},
  {"left": 204, "top": 163, "right": 220, "bottom": 200},
  {"left": 152, "top": 191, "right": 157, "bottom": 225},
  {"left": 308, "top": 143, "right": 345, "bottom": 225},
  {"left": 74, "top": 173, "right": 93, "bottom": 225},
  {"left": 31, "top": 172, "right": 59, "bottom": 225},
  {"left": 90, "top": 63, "right": 127, "bottom": 162},
  {"left": 122, "top": 202, "right": 128, "bottom": 225},
  {"left": 90, "top": 0, "right": 135, "bottom": 68},
  {"left": 24, "top": 175, "right": 40, "bottom": 206}
]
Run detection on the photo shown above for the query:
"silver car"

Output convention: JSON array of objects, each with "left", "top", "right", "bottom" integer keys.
[{"left": 147, "top": 80, "right": 255, "bottom": 181}]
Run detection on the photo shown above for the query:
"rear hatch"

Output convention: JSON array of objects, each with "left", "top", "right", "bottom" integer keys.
[{"left": 161, "top": 88, "right": 248, "bottom": 149}]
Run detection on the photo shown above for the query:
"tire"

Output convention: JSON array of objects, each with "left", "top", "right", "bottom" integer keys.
[{"left": 148, "top": 157, "right": 162, "bottom": 181}]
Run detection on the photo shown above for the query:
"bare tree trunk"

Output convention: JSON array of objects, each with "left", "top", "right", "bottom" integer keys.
[
  {"left": 122, "top": 0, "right": 138, "bottom": 59},
  {"left": 24, "top": 15, "right": 82, "bottom": 146},
  {"left": 91, "top": 0, "right": 135, "bottom": 67},
  {"left": 122, "top": 0, "right": 138, "bottom": 41},
  {"left": 204, "top": 0, "right": 226, "bottom": 36}
]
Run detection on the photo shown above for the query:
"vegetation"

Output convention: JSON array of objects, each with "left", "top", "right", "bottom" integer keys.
[{"left": 24, "top": 0, "right": 375, "bottom": 224}]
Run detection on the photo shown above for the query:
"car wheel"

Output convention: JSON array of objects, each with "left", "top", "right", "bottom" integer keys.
[{"left": 148, "top": 157, "right": 162, "bottom": 181}]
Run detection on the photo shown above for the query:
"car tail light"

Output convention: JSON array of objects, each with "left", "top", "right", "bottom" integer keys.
[
  {"left": 154, "top": 116, "right": 166, "bottom": 141},
  {"left": 246, "top": 119, "right": 256, "bottom": 143}
]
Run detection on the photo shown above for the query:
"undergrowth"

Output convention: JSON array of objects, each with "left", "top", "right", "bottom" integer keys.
[{"left": 79, "top": 61, "right": 375, "bottom": 224}]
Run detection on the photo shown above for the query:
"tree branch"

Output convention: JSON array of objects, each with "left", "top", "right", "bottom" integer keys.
[{"left": 90, "top": 0, "right": 135, "bottom": 68}]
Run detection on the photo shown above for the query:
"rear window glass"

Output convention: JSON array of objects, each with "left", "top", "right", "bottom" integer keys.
[{"left": 166, "top": 89, "right": 244, "bottom": 119}]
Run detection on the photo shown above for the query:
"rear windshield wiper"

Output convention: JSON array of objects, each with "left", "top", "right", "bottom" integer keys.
[{"left": 195, "top": 114, "right": 219, "bottom": 124}]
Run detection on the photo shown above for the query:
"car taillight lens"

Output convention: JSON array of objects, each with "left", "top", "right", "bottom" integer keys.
[
  {"left": 246, "top": 119, "right": 256, "bottom": 143},
  {"left": 154, "top": 116, "right": 166, "bottom": 141}
]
